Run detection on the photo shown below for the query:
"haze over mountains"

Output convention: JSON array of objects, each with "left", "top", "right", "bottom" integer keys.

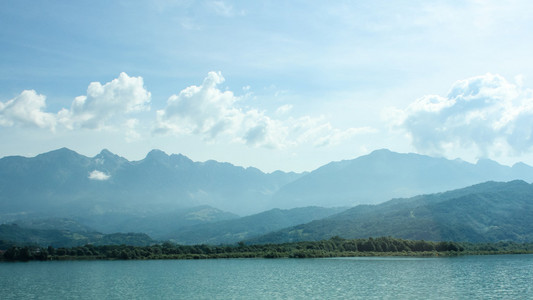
[
  {"left": 0, "top": 147, "right": 301, "bottom": 218},
  {"left": 2, "top": 148, "right": 533, "bottom": 217},
  {"left": 2, "top": 147, "right": 533, "bottom": 246},
  {"left": 271, "top": 149, "right": 533, "bottom": 208}
]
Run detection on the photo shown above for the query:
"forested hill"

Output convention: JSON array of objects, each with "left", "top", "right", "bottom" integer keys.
[{"left": 249, "top": 180, "right": 533, "bottom": 244}]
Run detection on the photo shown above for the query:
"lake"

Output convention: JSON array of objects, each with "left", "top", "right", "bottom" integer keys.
[{"left": 1, "top": 255, "right": 532, "bottom": 299}]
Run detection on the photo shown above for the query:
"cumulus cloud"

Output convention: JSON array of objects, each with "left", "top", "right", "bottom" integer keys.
[
  {"left": 59, "top": 72, "right": 151, "bottom": 129},
  {"left": 88, "top": 170, "right": 110, "bottom": 181},
  {"left": 155, "top": 72, "right": 374, "bottom": 148},
  {"left": 0, "top": 90, "right": 57, "bottom": 130},
  {"left": 155, "top": 71, "right": 241, "bottom": 137},
  {"left": 389, "top": 73, "right": 533, "bottom": 158},
  {"left": 2, "top": 71, "right": 372, "bottom": 149},
  {"left": 0, "top": 73, "right": 150, "bottom": 136}
]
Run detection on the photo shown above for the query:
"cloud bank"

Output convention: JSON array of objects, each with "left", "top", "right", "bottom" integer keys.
[
  {"left": 390, "top": 73, "right": 533, "bottom": 159},
  {"left": 155, "top": 72, "right": 373, "bottom": 148},
  {"left": 1, "top": 71, "right": 372, "bottom": 149}
]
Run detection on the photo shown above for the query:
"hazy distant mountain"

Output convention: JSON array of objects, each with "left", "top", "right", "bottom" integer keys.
[
  {"left": 249, "top": 180, "right": 533, "bottom": 244},
  {"left": 3, "top": 148, "right": 533, "bottom": 238},
  {"left": 10, "top": 218, "right": 96, "bottom": 233},
  {"left": 0, "top": 148, "right": 302, "bottom": 220},
  {"left": 271, "top": 149, "right": 533, "bottom": 208},
  {"left": 166, "top": 206, "right": 347, "bottom": 245}
]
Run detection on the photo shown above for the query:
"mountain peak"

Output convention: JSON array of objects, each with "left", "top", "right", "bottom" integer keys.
[
  {"left": 476, "top": 158, "right": 503, "bottom": 168},
  {"left": 45, "top": 147, "right": 77, "bottom": 155},
  {"left": 93, "top": 149, "right": 127, "bottom": 165},
  {"left": 94, "top": 149, "right": 115, "bottom": 160},
  {"left": 366, "top": 149, "right": 395, "bottom": 158},
  {"left": 512, "top": 162, "right": 532, "bottom": 169},
  {"left": 99, "top": 149, "right": 114, "bottom": 156},
  {"left": 145, "top": 149, "right": 169, "bottom": 161},
  {"left": 364, "top": 148, "right": 417, "bottom": 160},
  {"left": 36, "top": 147, "right": 83, "bottom": 161},
  {"left": 369, "top": 148, "right": 393, "bottom": 155},
  {"left": 366, "top": 149, "right": 433, "bottom": 160}
]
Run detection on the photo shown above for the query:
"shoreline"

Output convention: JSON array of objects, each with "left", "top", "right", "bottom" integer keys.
[
  {"left": 2, "top": 250, "right": 533, "bottom": 262},
  {"left": 2, "top": 236, "right": 532, "bottom": 262}
]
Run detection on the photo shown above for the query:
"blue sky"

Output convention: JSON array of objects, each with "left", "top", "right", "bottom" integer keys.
[{"left": 2, "top": 0, "right": 533, "bottom": 172}]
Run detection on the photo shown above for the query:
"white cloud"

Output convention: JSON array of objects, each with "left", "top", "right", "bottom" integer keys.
[
  {"left": 155, "top": 71, "right": 241, "bottom": 138},
  {"left": 59, "top": 72, "right": 151, "bottom": 129},
  {"left": 390, "top": 73, "right": 533, "bottom": 159},
  {"left": 88, "top": 170, "right": 110, "bottom": 181},
  {"left": 155, "top": 71, "right": 375, "bottom": 149},
  {"left": 2, "top": 72, "right": 374, "bottom": 151},
  {"left": 0, "top": 90, "right": 56, "bottom": 130},
  {"left": 1, "top": 73, "right": 151, "bottom": 139}
]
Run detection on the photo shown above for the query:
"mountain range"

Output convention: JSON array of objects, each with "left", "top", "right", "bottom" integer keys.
[
  {"left": 2, "top": 148, "right": 533, "bottom": 218},
  {"left": 270, "top": 149, "right": 533, "bottom": 208},
  {"left": 0, "top": 147, "right": 301, "bottom": 219},
  {"left": 2, "top": 148, "right": 533, "bottom": 246}
]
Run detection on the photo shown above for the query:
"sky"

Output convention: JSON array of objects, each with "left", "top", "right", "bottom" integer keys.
[{"left": 2, "top": 0, "right": 533, "bottom": 172}]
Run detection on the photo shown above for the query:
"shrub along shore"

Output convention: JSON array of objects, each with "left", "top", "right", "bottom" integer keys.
[{"left": 2, "top": 236, "right": 532, "bottom": 262}]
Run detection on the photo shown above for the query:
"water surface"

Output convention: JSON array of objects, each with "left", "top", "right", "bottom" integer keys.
[{"left": 1, "top": 255, "right": 532, "bottom": 299}]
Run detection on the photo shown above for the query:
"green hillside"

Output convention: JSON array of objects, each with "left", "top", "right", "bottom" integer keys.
[
  {"left": 249, "top": 180, "right": 533, "bottom": 244},
  {"left": 167, "top": 206, "right": 346, "bottom": 245}
]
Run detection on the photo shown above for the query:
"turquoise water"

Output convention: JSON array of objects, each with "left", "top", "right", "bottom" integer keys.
[{"left": 1, "top": 255, "right": 532, "bottom": 299}]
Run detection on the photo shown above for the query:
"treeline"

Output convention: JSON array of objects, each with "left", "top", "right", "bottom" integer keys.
[
  {"left": 2, "top": 237, "right": 532, "bottom": 262},
  {"left": 460, "top": 241, "right": 533, "bottom": 254},
  {"left": 2, "top": 236, "right": 469, "bottom": 261}
]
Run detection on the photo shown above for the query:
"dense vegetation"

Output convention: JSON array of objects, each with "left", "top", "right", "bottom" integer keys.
[
  {"left": 249, "top": 180, "right": 533, "bottom": 244},
  {"left": 2, "top": 236, "right": 531, "bottom": 262}
]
